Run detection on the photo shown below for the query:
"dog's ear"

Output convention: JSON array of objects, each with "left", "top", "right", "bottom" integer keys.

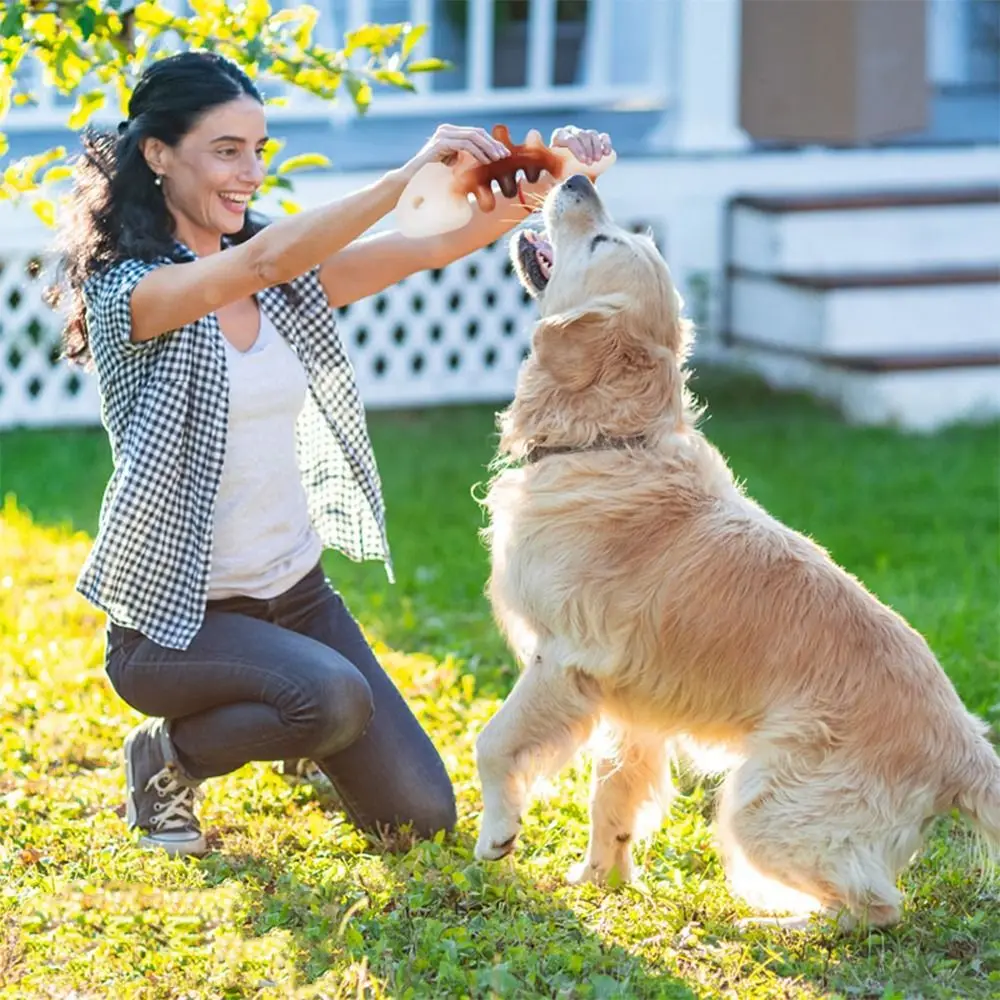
[{"left": 533, "top": 294, "right": 636, "bottom": 391}]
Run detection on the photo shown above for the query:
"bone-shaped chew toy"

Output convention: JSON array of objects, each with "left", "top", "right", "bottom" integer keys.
[{"left": 395, "top": 124, "right": 617, "bottom": 239}]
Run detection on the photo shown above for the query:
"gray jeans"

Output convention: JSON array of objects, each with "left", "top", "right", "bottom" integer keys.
[{"left": 105, "top": 562, "right": 456, "bottom": 837}]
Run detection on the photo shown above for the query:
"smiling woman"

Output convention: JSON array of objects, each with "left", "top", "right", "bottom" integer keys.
[{"left": 44, "top": 48, "right": 617, "bottom": 861}]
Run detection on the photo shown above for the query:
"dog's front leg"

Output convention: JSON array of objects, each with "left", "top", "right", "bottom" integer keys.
[
  {"left": 568, "top": 728, "right": 673, "bottom": 886},
  {"left": 475, "top": 656, "right": 599, "bottom": 861}
]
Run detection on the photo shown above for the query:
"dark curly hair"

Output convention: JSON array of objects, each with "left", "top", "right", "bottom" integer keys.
[{"left": 50, "top": 51, "right": 269, "bottom": 367}]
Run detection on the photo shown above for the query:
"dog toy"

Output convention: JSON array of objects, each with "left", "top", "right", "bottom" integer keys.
[{"left": 395, "top": 124, "right": 617, "bottom": 239}]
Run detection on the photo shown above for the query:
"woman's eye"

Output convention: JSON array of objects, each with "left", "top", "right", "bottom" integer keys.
[{"left": 218, "top": 148, "right": 237, "bottom": 158}]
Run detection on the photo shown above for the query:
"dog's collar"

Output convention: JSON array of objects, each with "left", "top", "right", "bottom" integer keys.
[{"left": 523, "top": 434, "right": 648, "bottom": 465}]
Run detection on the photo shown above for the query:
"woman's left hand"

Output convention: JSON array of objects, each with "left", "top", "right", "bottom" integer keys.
[
  {"left": 550, "top": 125, "right": 614, "bottom": 167},
  {"left": 517, "top": 125, "right": 614, "bottom": 206}
]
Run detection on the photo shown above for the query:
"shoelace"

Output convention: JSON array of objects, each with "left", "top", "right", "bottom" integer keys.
[{"left": 146, "top": 766, "right": 204, "bottom": 832}]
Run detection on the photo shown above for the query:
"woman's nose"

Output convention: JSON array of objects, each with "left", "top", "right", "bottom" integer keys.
[{"left": 242, "top": 153, "right": 266, "bottom": 184}]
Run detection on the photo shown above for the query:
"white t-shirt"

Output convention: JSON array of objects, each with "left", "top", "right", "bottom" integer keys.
[{"left": 207, "top": 308, "right": 323, "bottom": 600}]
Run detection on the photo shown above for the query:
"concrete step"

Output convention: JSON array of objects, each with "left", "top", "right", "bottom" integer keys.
[
  {"left": 728, "top": 266, "right": 1000, "bottom": 358},
  {"left": 729, "top": 187, "right": 1000, "bottom": 276},
  {"left": 725, "top": 343, "right": 1000, "bottom": 433}
]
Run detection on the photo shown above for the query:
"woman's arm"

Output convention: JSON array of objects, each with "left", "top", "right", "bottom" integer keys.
[
  {"left": 127, "top": 124, "right": 510, "bottom": 345},
  {"left": 318, "top": 191, "right": 531, "bottom": 308},
  {"left": 318, "top": 126, "right": 613, "bottom": 309}
]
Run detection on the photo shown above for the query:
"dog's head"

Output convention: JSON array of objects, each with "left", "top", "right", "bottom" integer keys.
[{"left": 502, "top": 176, "right": 694, "bottom": 458}]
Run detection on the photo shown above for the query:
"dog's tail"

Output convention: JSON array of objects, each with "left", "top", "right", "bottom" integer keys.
[{"left": 955, "top": 723, "right": 1000, "bottom": 862}]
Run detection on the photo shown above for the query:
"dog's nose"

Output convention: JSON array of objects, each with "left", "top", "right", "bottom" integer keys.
[{"left": 564, "top": 173, "right": 594, "bottom": 196}]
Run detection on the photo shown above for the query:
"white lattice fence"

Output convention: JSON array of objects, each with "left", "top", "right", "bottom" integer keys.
[
  {"left": 0, "top": 238, "right": 542, "bottom": 428},
  {"left": 331, "top": 238, "right": 539, "bottom": 408},
  {"left": 0, "top": 250, "right": 102, "bottom": 428}
]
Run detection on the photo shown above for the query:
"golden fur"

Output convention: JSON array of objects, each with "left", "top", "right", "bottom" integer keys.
[{"left": 472, "top": 177, "right": 1000, "bottom": 929}]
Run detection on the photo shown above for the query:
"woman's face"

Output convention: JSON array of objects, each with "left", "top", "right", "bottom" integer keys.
[{"left": 146, "top": 95, "right": 269, "bottom": 252}]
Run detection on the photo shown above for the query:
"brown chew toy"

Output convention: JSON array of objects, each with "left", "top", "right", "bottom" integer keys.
[{"left": 396, "top": 124, "right": 616, "bottom": 238}]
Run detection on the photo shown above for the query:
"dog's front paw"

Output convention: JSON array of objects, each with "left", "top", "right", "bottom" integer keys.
[
  {"left": 566, "top": 856, "right": 633, "bottom": 887},
  {"left": 474, "top": 820, "right": 521, "bottom": 861}
]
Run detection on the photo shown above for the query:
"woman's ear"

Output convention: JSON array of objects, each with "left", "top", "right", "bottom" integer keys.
[
  {"left": 533, "top": 294, "right": 632, "bottom": 391},
  {"left": 139, "top": 137, "right": 168, "bottom": 178}
]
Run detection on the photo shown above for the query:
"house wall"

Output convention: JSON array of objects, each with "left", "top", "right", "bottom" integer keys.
[{"left": 3, "top": 140, "right": 998, "bottom": 428}]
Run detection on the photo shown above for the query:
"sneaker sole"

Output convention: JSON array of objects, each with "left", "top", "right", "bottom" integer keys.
[{"left": 137, "top": 831, "right": 209, "bottom": 857}]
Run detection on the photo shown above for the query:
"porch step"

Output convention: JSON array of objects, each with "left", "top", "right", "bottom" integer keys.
[
  {"left": 726, "top": 344, "right": 1000, "bottom": 433},
  {"left": 728, "top": 267, "right": 1000, "bottom": 358},
  {"left": 730, "top": 186, "right": 1000, "bottom": 275},
  {"left": 722, "top": 186, "right": 1000, "bottom": 431}
]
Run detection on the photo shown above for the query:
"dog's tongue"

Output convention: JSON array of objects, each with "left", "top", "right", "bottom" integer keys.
[{"left": 524, "top": 230, "right": 553, "bottom": 279}]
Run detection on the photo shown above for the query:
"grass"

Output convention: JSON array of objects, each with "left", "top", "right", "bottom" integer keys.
[{"left": 1, "top": 367, "right": 998, "bottom": 998}]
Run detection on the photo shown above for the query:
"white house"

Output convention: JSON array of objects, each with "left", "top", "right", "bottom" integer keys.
[{"left": 1, "top": 0, "right": 998, "bottom": 431}]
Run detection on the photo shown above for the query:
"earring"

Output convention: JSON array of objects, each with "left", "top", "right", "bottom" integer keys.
[{"left": 154, "top": 175, "right": 163, "bottom": 187}]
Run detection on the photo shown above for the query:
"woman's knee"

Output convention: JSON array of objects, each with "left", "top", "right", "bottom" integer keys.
[{"left": 295, "top": 663, "right": 374, "bottom": 758}]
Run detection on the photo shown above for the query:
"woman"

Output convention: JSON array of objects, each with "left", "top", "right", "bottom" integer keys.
[{"left": 54, "top": 49, "right": 613, "bottom": 857}]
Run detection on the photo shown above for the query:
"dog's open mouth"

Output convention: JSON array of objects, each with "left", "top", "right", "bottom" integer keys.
[{"left": 515, "top": 228, "right": 554, "bottom": 294}]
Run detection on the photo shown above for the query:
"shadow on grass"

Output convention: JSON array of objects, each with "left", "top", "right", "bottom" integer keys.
[
  {"left": 198, "top": 783, "right": 1000, "bottom": 1000},
  {"left": 207, "top": 831, "right": 701, "bottom": 999}
]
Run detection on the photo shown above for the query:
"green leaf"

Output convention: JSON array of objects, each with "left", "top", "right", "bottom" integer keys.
[
  {"left": 345, "top": 75, "right": 371, "bottom": 114},
  {"left": 0, "top": 2, "right": 24, "bottom": 39},
  {"left": 260, "top": 137, "right": 285, "bottom": 167},
  {"left": 67, "top": 90, "right": 106, "bottom": 130},
  {"left": 245, "top": 0, "right": 271, "bottom": 25},
  {"left": 76, "top": 4, "right": 98, "bottom": 42},
  {"left": 278, "top": 198, "right": 302, "bottom": 215},
  {"left": 405, "top": 58, "right": 451, "bottom": 74},
  {"left": 292, "top": 7, "right": 318, "bottom": 49},
  {"left": 31, "top": 11, "right": 59, "bottom": 44},
  {"left": 32, "top": 198, "right": 57, "bottom": 228},
  {"left": 133, "top": 2, "right": 176, "bottom": 29},
  {"left": 371, "top": 69, "right": 415, "bottom": 91},
  {"left": 401, "top": 23, "right": 427, "bottom": 59},
  {"left": 276, "top": 153, "right": 330, "bottom": 175},
  {"left": 42, "top": 165, "right": 73, "bottom": 186},
  {"left": 344, "top": 23, "right": 403, "bottom": 57}
]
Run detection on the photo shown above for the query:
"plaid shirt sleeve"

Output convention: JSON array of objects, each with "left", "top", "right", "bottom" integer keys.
[{"left": 87, "top": 258, "right": 162, "bottom": 359}]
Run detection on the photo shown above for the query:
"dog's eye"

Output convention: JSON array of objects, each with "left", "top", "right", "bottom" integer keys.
[{"left": 590, "top": 234, "right": 610, "bottom": 252}]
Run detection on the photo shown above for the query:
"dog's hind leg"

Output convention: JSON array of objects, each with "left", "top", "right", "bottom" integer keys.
[
  {"left": 718, "top": 756, "right": 909, "bottom": 931},
  {"left": 567, "top": 726, "right": 673, "bottom": 886},
  {"left": 475, "top": 656, "right": 600, "bottom": 862}
]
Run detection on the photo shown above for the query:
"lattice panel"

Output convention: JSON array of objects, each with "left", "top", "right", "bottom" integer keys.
[
  {"left": 0, "top": 239, "right": 537, "bottom": 429},
  {"left": 0, "top": 219, "right": 654, "bottom": 429},
  {"left": 333, "top": 238, "right": 537, "bottom": 408},
  {"left": 0, "top": 252, "right": 101, "bottom": 429}
]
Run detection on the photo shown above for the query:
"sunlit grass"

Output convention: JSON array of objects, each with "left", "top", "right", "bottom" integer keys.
[{"left": 2, "top": 369, "right": 998, "bottom": 997}]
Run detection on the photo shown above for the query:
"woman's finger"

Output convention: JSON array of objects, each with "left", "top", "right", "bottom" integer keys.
[
  {"left": 599, "top": 132, "right": 613, "bottom": 156},
  {"left": 440, "top": 125, "right": 507, "bottom": 161},
  {"left": 436, "top": 137, "right": 497, "bottom": 164}
]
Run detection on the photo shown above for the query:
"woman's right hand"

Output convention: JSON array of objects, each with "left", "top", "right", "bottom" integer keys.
[{"left": 396, "top": 124, "right": 511, "bottom": 184}]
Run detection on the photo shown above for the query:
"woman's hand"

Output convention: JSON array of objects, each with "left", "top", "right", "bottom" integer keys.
[
  {"left": 550, "top": 125, "right": 614, "bottom": 167},
  {"left": 396, "top": 123, "right": 511, "bottom": 183},
  {"left": 519, "top": 125, "right": 614, "bottom": 207}
]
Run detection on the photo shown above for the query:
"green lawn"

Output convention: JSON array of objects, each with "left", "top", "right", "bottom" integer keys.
[{"left": 2, "top": 367, "right": 998, "bottom": 998}]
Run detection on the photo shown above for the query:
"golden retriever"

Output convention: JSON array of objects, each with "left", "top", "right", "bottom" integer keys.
[{"left": 472, "top": 173, "right": 1000, "bottom": 929}]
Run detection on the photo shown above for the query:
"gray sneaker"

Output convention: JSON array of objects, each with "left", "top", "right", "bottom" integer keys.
[{"left": 123, "top": 718, "right": 207, "bottom": 857}]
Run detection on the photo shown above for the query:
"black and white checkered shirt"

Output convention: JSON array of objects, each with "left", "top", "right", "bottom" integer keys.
[{"left": 77, "top": 242, "right": 392, "bottom": 650}]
